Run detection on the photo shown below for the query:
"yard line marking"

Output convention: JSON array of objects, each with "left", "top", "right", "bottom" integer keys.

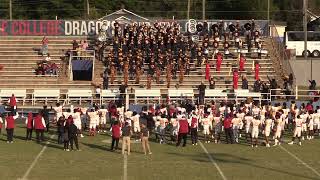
[
  {"left": 199, "top": 142, "right": 227, "bottom": 180},
  {"left": 123, "top": 154, "right": 128, "bottom": 180},
  {"left": 280, "top": 145, "right": 320, "bottom": 177},
  {"left": 20, "top": 134, "right": 55, "bottom": 180}
]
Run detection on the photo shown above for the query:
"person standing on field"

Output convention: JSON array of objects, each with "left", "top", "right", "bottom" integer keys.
[
  {"left": 5, "top": 112, "right": 19, "bottom": 143},
  {"left": 25, "top": 112, "right": 33, "bottom": 141},
  {"left": 176, "top": 114, "right": 189, "bottom": 147},
  {"left": 110, "top": 120, "right": 121, "bottom": 151},
  {"left": 140, "top": 124, "right": 152, "bottom": 155},
  {"left": 34, "top": 112, "right": 46, "bottom": 143},
  {"left": 122, "top": 122, "right": 132, "bottom": 155}
]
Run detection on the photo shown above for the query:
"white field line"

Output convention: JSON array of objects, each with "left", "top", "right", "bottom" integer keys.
[
  {"left": 280, "top": 145, "right": 320, "bottom": 177},
  {"left": 20, "top": 134, "right": 55, "bottom": 180},
  {"left": 199, "top": 142, "right": 227, "bottom": 180},
  {"left": 123, "top": 153, "right": 128, "bottom": 180}
]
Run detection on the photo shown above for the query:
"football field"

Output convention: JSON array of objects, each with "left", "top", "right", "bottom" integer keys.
[{"left": 1, "top": 125, "right": 320, "bottom": 180}]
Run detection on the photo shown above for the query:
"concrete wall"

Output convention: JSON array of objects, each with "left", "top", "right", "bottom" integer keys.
[{"left": 290, "top": 59, "right": 320, "bottom": 86}]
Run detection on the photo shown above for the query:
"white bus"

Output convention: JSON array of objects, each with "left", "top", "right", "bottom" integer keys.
[{"left": 284, "top": 31, "right": 320, "bottom": 57}]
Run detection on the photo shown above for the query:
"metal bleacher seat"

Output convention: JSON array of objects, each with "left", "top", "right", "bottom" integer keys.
[
  {"left": 32, "top": 89, "right": 60, "bottom": 105},
  {"left": 205, "top": 89, "right": 228, "bottom": 101},
  {"left": 168, "top": 89, "right": 194, "bottom": 101},
  {"left": 67, "top": 89, "right": 92, "bottom": 105},
  {"left": 101, "top": 89, "right": 120, "bottom": 102},
  {"left": 134, "top": 89, "right": 161, "bottom": 103},
  {"left": 0, "top": 89, "right": 27, "bottom": 105},
  {"left": 235, "top": 89, "right": 261, "bottom": 100}
]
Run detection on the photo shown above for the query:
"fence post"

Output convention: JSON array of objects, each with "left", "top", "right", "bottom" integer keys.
[
  {"left": 295, "top": 86, "right": 298, "bottom": 100},
  {"left": 125, "top": 92, "right": 129, "bottom": 110}
]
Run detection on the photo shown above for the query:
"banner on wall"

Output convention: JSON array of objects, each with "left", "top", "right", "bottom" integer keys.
[{"left": 0, "top": 19, "right": 269, "bottom": 36}]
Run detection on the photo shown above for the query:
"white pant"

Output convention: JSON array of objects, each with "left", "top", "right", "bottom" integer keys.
[
  {"left": 293, "top": 127, "right": 302, "bottom": 137},
  {"left": 251, "top": 128, "right": 259, "bottom": 138}
]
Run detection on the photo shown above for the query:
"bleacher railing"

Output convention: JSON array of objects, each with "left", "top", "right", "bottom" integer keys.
[
  {"left": 3, "top": 87, "right": 320, "bottom": 108},
  {"left": 270, "top": 24, "right": 296, "bottom": 86}
]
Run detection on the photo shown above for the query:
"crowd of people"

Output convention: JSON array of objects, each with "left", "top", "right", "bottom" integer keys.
[
  {"left": 35, "top": 54, "right": 59, "bottom": 76},
  {"left": 97, "top": 20, "right": 265, "bottom": 89},
  {"left": 2, "top": 94, "right": 319, "bottom": 156}
]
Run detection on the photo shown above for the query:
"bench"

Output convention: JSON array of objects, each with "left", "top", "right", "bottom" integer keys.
[
  {"left": 168, "top": 89, "right": 194, "bottom": 101},
  {"left": 101, "top": 89, "right": 120, "bottom": 103},
  {"left": 205, "top": 89, "right": 228, "bottom": 101},
  {"left": 235, "top": 90, "right": 262, "bottom": 101},
  {"left": 32, "top": 89, "right": 60, "bottom": 105},
  {"left": 0, "top": 89, "right": 27, "bottom": 105},
  {"left": 67, "top": 89, "right": 92, "bottom": 105},
  {"left": 135, "top": 89, "right": 161, "bottom": 103}
]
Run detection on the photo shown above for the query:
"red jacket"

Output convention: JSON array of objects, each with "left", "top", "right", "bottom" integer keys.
[
  {"left": 179, "top": 119, "right": 189, "bottom": 133},
  {"left": 27, "top": 113, "right": 33, "bottom": 129},
  {"left": 34, "top": 114, "right": 45, "bottom": 130},
  {"left": 191, "top": 117, "right": 198, "bottom": 128},
  {"left": 6, "top": 116, "right": 15, "bottom": 129},
  {"left": 112, "top": 124, "right": 121, "bottom": 138},
  {"left": 224, "top": 117, "right": 232, "bottom": 129},
  {"left": 9, "top": 96, "right": 16, "bottom": 107}
]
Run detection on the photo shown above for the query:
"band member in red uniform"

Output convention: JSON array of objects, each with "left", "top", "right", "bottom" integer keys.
[
  {"left": 5, "top": 112, "right": 19, "bottom": 143},
  {"left": 254, "top": 61, "right": 261, "bottom": 81},
  {"left": 34, "top": 112, "right": 46, "bottom": 143},
  {"left": 233, "top": 69, "right": 239, "bottom": 89},
  {"left": 216, "top": 52, "right": 223, "bottom": 73},
  {"left": 8, "top": 94, "right": 17, "bottom": 113},
  {"left": 205, "top": 62, "right": 210, "bottom": 80},
  {"left": 176, "top": 115, "right": 189, "bottom": 147},
  {"left": 239, "top": 54, "right": 246, "bottom": 72},
  {"left": 25, "top": 112, "right": 33, "bottom": 140}
]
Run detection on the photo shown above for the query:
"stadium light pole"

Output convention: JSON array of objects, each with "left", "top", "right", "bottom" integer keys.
[
  {"left": 303, "top": 0, "right": 311, "bottom": 79},
  {"left": 202, "top": 0, "right": 205, "bottom": 20},
  {"left": 303, "top": 0, "right": 308, "bottom": 60},
  {"left": 187, "top": 0, "right": 191, "bottom": 19},
  {"left": 9, "top": 0, "right": 12, "bottom": 20},
  {"left": 87, "top": 0, "right": 90, "bottom": 16}
]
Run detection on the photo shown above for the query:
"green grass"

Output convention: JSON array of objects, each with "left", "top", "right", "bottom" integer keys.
[{"left": 0, "top": 125, "right": 320, "bottom": 180}]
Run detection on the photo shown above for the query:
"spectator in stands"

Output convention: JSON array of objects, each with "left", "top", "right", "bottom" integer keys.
[
  {"left": 51, "top": 62, "right": 58, "bottom": 76},
  {"left": 44, "top": 54, "right": 51, "bottom": 62},
  {"left": 103, "top": 69, "right": 109, "bottom": 89},
  {"left": 209, "top": 77, "right": 215, "bottom": 89},
  {"left": 41, "top": 36, "right": 49, "bottom": 56},
  {"left": 253, "top": 79, "right": 261, "bottom": 92},
  {"left": 8, "top": 94, "right": 17, "bottom": 113},
  {"left": 81, "top": 40, "right": 89, "bottom": 50},
  {"left": 309, "top": 80, "right": 316, "bottom": 90},
  {"left": 268, "top": 75, "right": 278, "bottom": 100},
  {"left": 119, "top": 82, "right": 128, "bottom": 106},
  {"left": 198, "top": 81, "right": 206, "bottom": 105},
  {"left": 241, "top": 75, "right": 248, "bottom": 89},
  {"left": 233, "top": 69, "right": 239, "bottom": 89}
]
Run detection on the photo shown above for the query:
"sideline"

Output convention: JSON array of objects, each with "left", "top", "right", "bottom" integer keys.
[
  {"left": 123, "top": 154, "right": 128, "bottom": 180},
  {"left": 280, "top": 145, "right": 320, "bottom": 177},
  {"left": 199, "top": 142, "right": 227, "bottom": 180},
  {"left": 20, "top": 134, "right": 55, "bottom": 180}
]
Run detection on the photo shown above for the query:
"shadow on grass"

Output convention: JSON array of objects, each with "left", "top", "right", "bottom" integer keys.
[
  {"left": 167, "top": 151, "right": 318, "bottom": 180},
  {"left": 82, "top": 142, "right": 109, "bottom": 151}
]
